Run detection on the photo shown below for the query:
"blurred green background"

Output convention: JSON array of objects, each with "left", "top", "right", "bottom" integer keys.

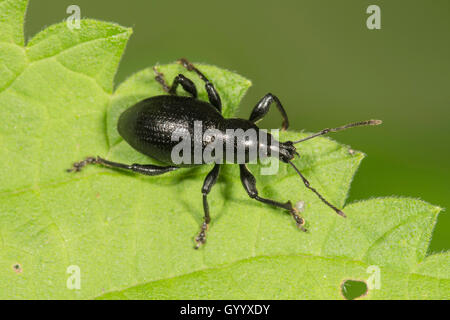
[{"left": 25, "top": 0, "right": 449, "bottom": 253}]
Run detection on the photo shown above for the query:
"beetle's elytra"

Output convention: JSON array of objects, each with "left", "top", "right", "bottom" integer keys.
[{"left": 68, "top": 58, "right": 381, "bottom": 249}]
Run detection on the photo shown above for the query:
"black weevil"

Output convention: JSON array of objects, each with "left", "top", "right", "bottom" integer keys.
[{"left": 68, "top": 58, "right": 381, "bottom": 248}]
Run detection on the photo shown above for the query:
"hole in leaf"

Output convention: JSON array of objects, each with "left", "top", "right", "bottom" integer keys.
[{"left": 341, "top": 279, "right": 368, "bottom": 300}]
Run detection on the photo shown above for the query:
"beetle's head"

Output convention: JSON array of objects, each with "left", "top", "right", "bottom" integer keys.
[
  {"left": 266, "top": 138, "right": 298, "bottom": 163},
  {"left": 278, "top": 141, "right": 299, "bottom": 163}
]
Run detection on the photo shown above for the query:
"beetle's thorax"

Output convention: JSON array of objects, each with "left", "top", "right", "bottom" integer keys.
[{"left": 216, "top": 118, "right": 297, "bottom": 164}]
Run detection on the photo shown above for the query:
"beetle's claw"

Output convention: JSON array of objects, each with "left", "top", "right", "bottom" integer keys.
[
  {"left": 67, "top": 156, "right": 97, "bottom": 173},
  {"left": 194, "top": 222, "right": 208, "bottom": 249}
]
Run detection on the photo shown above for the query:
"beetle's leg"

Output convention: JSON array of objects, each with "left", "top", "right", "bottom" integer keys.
[
  {"left": 177, "top": 58, "right": 222, "bottom": 113},
  {"left": 249, "top": 93, "right": 290, "bottom": 131},
  {"left": 169, "top": 74, "right": 198, "bottom": 98},
  {"left": 153, "top": 66, "right": 171, "bottom": 92},
  {"left": 239, "top": 164, "right": 306, "bottom": 231},
  {"left": 67, "top": 156, "right": 179, "bottom": 176},
  {"left": 195, "top": 163, "right": 221, "bottom": 249},
  {"left": 153, "top": 66, "right": 197, "bottom": 98}
]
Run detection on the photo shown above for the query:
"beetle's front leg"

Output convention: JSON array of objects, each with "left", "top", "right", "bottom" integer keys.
[
  {"left": 249, "top": 93, "right": 290, "bottom": 130},
  {"left": 195, "top": 163, "right": 221, "bottom": 249}
]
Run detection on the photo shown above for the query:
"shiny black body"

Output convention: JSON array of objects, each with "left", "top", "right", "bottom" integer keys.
[
  {"left": 118, "top": 95, "right": 264, "bottom": 167},
  {"left": 69, "top": 58, "right": 380, "bottom": 249}
]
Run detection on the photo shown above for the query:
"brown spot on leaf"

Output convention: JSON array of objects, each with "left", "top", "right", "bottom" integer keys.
[{"left": 12, "top": 263, "right": 23, "bottom": 274}]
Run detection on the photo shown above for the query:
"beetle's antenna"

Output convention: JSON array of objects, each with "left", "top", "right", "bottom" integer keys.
[
  {"left": 292, "top": 119, "right": 382, "bottom": 144},
  {"left": 287, "top": 160, "right": 346, "bottom": 217}
]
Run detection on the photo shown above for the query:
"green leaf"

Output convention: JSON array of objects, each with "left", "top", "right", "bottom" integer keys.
[{"left": 0, "top": 0, "right": 448, "bottom": 299}]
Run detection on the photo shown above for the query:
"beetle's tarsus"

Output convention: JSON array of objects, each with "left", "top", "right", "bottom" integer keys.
[
  {"left": 289, "top": 205, "right": 307, "bottom": 232},
  {"left": 153, "top": 66, "right": 171, "bottom": 93},
  {"left": 194, "top": 222, "right": 209, "bottom": 249},
  {"left": 67, "top": 156, "right": 98, "bottom": 173},
  {"left": 178, "top": 58, "right": 194, "bottom": 71}
]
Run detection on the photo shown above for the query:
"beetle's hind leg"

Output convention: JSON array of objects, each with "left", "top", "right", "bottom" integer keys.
[
  {"left": 177, "top": 58, "right": 222, "bottom": 113},
  {"left": 239, "top": 164, "right": 307, "bottom": 231},
  {"left": 195, "top": 164, "right": 221, "bottom": 249},
  {"left": 67, "top": 156, "right": 179, "bottom": 176},
  {"left": 153, "top": 66, "right": 197, "bottom": 98}
]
